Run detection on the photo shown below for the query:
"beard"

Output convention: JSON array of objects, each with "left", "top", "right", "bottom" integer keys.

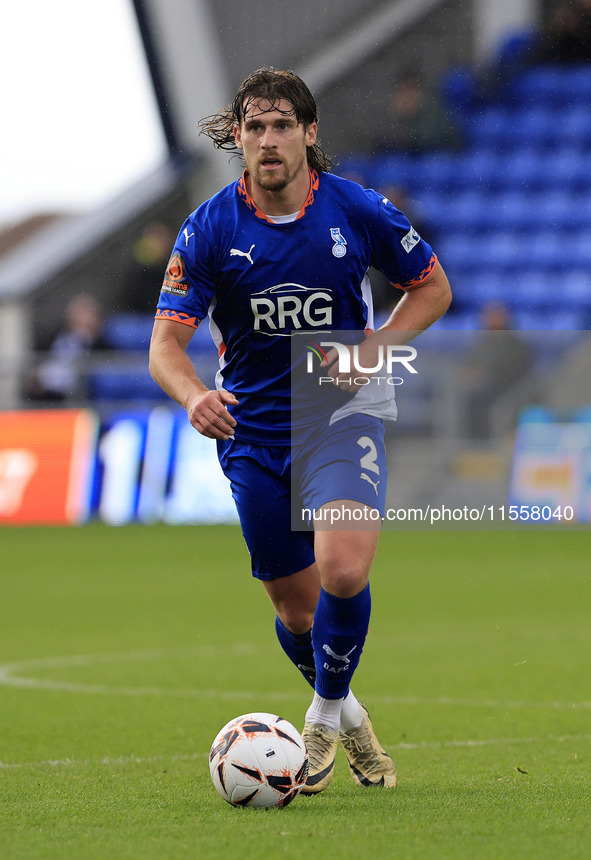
[
  {"left": 250, "top": 151, "right": 307, "bottom": 194},
  {"left": 253, "top": 168, "right": 289, "bottom": 192}
]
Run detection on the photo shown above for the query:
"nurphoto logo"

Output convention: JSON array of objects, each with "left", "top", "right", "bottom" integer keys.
[{"left": 306, "top": 341, "right": 418, "bottom": 387}]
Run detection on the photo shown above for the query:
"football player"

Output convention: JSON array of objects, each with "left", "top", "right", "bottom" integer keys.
[{"left": 150, "top": 68, "right": 451, "bottom": 793}]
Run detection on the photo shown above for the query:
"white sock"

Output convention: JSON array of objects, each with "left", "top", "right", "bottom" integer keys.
[
  {"left": 339, "top": 690, "right": 364, "bottom": 732},
  {"left": 305, "top": 693, "right": 344, "bottom": 732}
]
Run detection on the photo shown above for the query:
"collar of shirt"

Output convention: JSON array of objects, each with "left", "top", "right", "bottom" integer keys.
[{"left": 237, "top": 168, "right": 320, "bottom": 224}]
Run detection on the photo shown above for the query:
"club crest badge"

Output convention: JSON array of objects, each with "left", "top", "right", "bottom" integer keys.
[{"left": 330, "top": 227, "right": 347, "bottom": 258}]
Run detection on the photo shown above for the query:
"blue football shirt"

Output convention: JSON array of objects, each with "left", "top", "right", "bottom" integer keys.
[{"left": 156, "top": 169, "right": 437, "bottom": 443}]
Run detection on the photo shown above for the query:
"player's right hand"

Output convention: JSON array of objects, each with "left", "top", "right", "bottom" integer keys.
[{"left": 187, "top": 388, "right": 238, "bottom": 440}]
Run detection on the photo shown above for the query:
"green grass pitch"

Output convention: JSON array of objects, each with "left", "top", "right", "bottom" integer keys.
[{"left": 1, "top": 524, "right": 590, "bottom": 859}]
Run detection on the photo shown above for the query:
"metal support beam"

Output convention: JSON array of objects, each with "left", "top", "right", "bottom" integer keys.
[
  {"left": 132, "top": 0, "right": 235, "bottom": 185},
  {"left": 299, "top": 0, "right": 448, "bottom": 94}
]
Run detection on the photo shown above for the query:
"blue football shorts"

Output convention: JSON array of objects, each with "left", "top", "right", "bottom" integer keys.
[{"left": 217, "top": 414, "right": 387, "bottom": 581}]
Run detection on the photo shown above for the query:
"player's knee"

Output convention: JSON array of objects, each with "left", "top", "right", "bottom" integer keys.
[
  {"left": 318, "top": 558, "right": 369, "bottom": 599},
  {"left": 277, "top": 605, "right": 315, "bottom": 635}
]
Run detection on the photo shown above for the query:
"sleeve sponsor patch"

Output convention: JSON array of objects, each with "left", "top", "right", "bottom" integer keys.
[
  {"left": 161, "top": 253, "right": 189, "bottom": 296},
  {"left": 401, "top": 227, "right": 421, "bottom": 253}
]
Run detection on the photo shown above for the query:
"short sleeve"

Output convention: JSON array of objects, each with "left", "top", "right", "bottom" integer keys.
[
  {"left": 155, "top": 217, "right": 216, "bottom": 327},
  {"left": 368, "top": 190, "right": 437, "bottom": 291}
]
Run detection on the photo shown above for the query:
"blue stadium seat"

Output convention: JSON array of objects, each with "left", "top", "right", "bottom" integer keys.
[
  {"left": 529, "top": 190, "right": 581, "bottom": 231},
  {"left": 511, "top": 270, "right": 554, "bottom": 308},
  {"left": 466, "top": 108, "right": 514, "bottom": 151},
  {"left": 461, "top": 272, "right": 512, "bottom": 308},
  {"left": 436, "top": 233, "right": 486, "bottom": 275},
  {"left": 495, "top": 150, "right": 552, "bottom": 191},
  {"left": 512, "top": 66, "right": 567, "bottom": 106},
  {"left": 88, "top": 364, "right": 169, "bottom": 402},
  {"left": 514, "top": 308, "right": 585, "bottom": 330},
  {"left": 367, "top": 153, "right": 415, "bottom": 189},
  {"left": 410, "top": 152, "right": 459, "bottom": 193},
  {"left": 103, "top": 312, "right": 154, "bottom": 350},
  {"left": 410, "top": 189, "right": 451, "bottom": 225},
  {"left": 527, "top": 230, "right": 572, "bottom": 270},
  {"left": 569, "top": 231, "right": 591, "bottom": 268},
  {"left": 443, "top": 191, "right": 491, "bottom": 233},
  {"left": 511, "top": 107, "right": 559, "bottom": 149},
  {"left": 468, "top": 107, "right": 557, "bottom": 151},
  {"left": 558, "top": 271, "right": 591, "bottom": 308},
  {"left": 487, "top": 192, "right": 541, "bottom": 232},
  {"left": 560, "top": 64, "right": 591, "bottom": 103},
  {"left": 334, "top": 153, "right": 373, "bottom": 186},
  {"left": 493, "top": 29, "right": 539, "bottom": 80},
  {"left": 558, "top": 106, "right": 591, "bottom": 147},
  {"left": 440, "top": 66, "right": 478, "bottom": 116},
  {"left": 455, "top": 150, "right": 504, "bottom": 191},
  {"left": 477, "top": 231, "right": 525, "bottom": 270},
  {"left": 546, "top": 148, "right": 591, "bottom": 191}
]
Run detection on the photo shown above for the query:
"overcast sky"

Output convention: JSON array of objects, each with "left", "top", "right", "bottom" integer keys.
[{"left": 0, "top": 0, "right": 166, "bottom": 227}]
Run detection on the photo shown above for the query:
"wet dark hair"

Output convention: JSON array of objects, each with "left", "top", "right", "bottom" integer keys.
[{"left": 199, "top": 67, "right": 333, "bottom": 173}]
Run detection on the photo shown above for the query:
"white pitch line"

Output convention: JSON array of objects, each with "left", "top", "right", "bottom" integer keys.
[
  {"left": 0, "top": 751, "right": 205, "bottom": 770},
  {"left": 2, "top": 733, "right": 590, "bottom": 772},
  {"left": 1, "top": 650, "right": 591, "bottom": 712}
]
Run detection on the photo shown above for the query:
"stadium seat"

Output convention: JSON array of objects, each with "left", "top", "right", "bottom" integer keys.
[
  {"left": 569, "top": 231, "right": 591, "bottom": 268},
  {"left": 334, "top": 153, "right": 373, "bottom": 186},
  {"left": 545, "top": 148, "right": 591, "bottom": 192},
  {"left": 554, "top": 269, "right": 591, "bottom": 310},
  {"left": 454, "top": 150, "right": 504, "bottom": 192},
  {"left": 477, "top": 231, "right": 525, "bottom": 270},
  {"left": 512, "top": 66, "right": 567, "bottom": 107},
  {"left": 436, "top": 233, "right": 487, "bottom": 275},
  {"left": 487, "top": 192, "right": 541, "bottom": 232},
  {"left": 527, "top": 230, "right": 574, "bottom": 271},
  {"left": 440, "top": 66, "right": 479, "bottom": 116},
  {"left": 408, "top": 152, "right": 459, "bottom": 193},
  {"left": 510, "top": 270, "right": 554, "bottom": 309},
  {"left": 410, "top": 189, "right": 451, "bottom": 225},
  {"left": 558, "top": 106, "right": 591, "bottom": 148},
  {"left": 88, "top": 363, "right": 169, "bottom": 402},
  {"left": 367, "top": 153, "right": 415, "bottom": 190},
  {"left": 513, "top": 308, "right": 585, "bottom": 330},
  {"left": 466, "top": 108, "right": 514, "bottom": 151},
  {"left": 528, "top": 190, "right": 581, "bottom": 231},
  {"left": 460, "top": 272, "right": 511, "bottom": 308},
  {"left": 496, "top": 150, "right": 552, "bottom": 191},
  {"left": 511, "top": 107, "right": 559, "bottom": 150},
  {"left": 561, "top": 64, "right": 591, "bottom": 104},
  {"left": 558, "top": 271, "right": 591, "bottom": 308},
  {"left": 103, "top": 312, "right": 155, "bottom": 351},
  {"left": 443, "top": 191, "right": 491, "bottom": 233}
]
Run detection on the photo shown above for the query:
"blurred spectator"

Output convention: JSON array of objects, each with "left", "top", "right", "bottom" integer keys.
[
  {"left": 25, "top": 293, "right": 107, "bottom": 403},
  {"left": 122, "top": 222, "right": 175, "bottom": 312},
  {"left": 461, "top": 303, "right": 532, "bottom": 439},
  {"left": 376, "top": 74, "right": 463, "bottom": 154},
  {"left": 532, "top": 0, "right": 591, "bottom": 63}
]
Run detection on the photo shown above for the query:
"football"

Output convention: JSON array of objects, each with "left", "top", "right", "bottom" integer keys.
[{"left": 209, "top": 712, "right": 309, "bottom": 808}]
